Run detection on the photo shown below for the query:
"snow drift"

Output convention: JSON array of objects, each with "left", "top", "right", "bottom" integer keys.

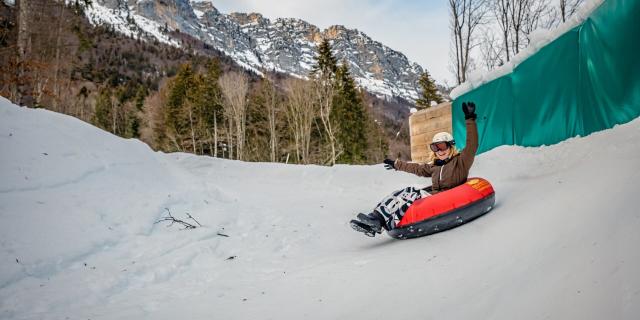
[{"left": 1, "top": 96, "right": 639, "bottom": 319}]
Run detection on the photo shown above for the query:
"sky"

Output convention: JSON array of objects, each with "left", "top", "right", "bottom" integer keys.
[{"left": 212, "top": 0, "right": 453, "bottom": 85}]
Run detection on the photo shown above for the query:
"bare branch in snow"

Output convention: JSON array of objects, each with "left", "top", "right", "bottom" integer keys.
[{"left": 155, "top": 208, "right": 201, "bottom": 229}]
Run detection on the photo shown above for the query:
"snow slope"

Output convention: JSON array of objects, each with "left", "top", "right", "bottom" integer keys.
[{"left": 1, "top": 96, "right": 639, "bottom": 319}]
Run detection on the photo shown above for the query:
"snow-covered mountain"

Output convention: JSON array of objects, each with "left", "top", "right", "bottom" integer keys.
[
  {"left": 1, "top": 95, "right": 640, "bottom": 319},
  {"left": 83, "top": 0, "right": 424, "bottom": 101}
]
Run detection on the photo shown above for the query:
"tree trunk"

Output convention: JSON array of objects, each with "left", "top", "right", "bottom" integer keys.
[
  {"left": 265, "top": 81, "right": 278, "bottom": 163},
  {"left": 235, "top": 105, "right": 245, "bottom": 161},
  {"left": 495, "top": 0, "right": 511, "bottom": 62},
  {"left": 269, "top": 112, "right": 276, "bottom": 162},
  {"left": 227, "top": 117, "right": 234, "bottom": 159},
  {"left": 213, "top": 112, "right": 218, "bottom": 158},
  {"left": 317, "top": 82, "right": 336, "bottom": 165},
  {"left": 112, "top": 101, "right": 117, "bottom": 134},
  {"left": 219, "top": 72, "right": 249, "bottom": 160},
  {"left": 53, "top": 2, "right": 64, "bottom": 111},
  {"left": 81, "top": 97, "right": 86, "bottom": 120},
  {"left": 17, "top": 0, "right": 32, "bottom": 107},
  {"left": 188, "top": 105, "right": 196, "bottom": 154}
]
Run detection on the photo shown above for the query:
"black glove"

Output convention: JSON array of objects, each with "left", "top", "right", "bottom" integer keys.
[
  {"left": 383, "top": 158, "right": 396, "bottom": 170},
  {"left": 462, "top": 101, "right": 477, "bottom": 120}
]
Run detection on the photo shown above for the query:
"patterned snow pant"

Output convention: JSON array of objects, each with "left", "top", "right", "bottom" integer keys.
[{"left": 372, "top": 186, "right": 431, "bottom": 230}]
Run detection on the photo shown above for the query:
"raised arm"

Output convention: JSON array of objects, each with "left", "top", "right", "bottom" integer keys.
[{"left": 460, "top": 102, "right": 479, "bottom": 171}]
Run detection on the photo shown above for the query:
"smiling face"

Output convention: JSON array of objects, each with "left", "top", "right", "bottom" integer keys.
[
  {"left": 435, "top": 146, "right": 451, "bottom": 160},
  {"left": 430, "top": 132, "right": 455, "bottom": 163},
  {"left": 430, "top": 141, "right": 452, "bottom": 161}
]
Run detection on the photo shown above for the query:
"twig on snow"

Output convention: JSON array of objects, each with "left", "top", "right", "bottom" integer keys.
[
  {"left": 155, "top": 208, "right": 201, "bottom": 229},
  {"left": 185, "top": 212, "right": 202, "bottom": 227}
]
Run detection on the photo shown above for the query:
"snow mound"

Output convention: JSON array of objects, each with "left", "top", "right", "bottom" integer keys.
[{"left": 1, "top": 96, "right": 639, "bottom": 319}]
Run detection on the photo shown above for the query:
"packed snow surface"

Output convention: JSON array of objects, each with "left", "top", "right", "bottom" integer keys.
[{"left": 1, "top": 96, "right": 639, "bottom": 319}]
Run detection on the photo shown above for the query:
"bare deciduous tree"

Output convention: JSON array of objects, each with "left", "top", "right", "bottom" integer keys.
[
  {"left": 219, "top": 71, "right": 249, "bottom": 161},
  {"left": 449, "top": 0, "right": 489, "bottom": 84},
  {"left": 262, "top": 77, "right": 281, "bottom": 163},
  {"left": 52, "top": 2, "right": 65, "bottom": 111},
  {"left": 314, "top": 74, "right": 338, "bottom": 165},
  {"left": 212, "top": 109, "right": 218, "bottom": 157},
  {"left": 508, "top": 0, "right": 527, "bottom": 55},
  {"left": 16, "top": 0, "right": 32, "bottom": 106},
  {"left": 559, "top": 0, "right": 584, "bottom": 23},
  {"left": 186, "top": 99, "right": 197, "bottom": 154},
  {"left": 12, "top": 0, "right": 87, "bottom": 108},
  {"left": 522, "top": 0, "right": 555, "bottom": 45},
  {"left": 509, "top": 0, "right": 553, "bottom": 54},
  {"left": 284, "top": 78, "right": 317, "bottom": 164},
  {"left": 479, "top": 29, "right": 505, "bottom": 70},
  {"left": 493, "top": 0, "right": 512, "bottom": 62},
  {"left": 485, "top": 0, "right": 555, "bottom": 66}
]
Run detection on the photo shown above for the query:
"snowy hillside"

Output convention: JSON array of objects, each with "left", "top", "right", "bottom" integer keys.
[
  {"left": 83, "top": 0, "right": 424, "bottom": 102},
  {"left": 1, "top": 96, "right": 639, "bottom": 319}
]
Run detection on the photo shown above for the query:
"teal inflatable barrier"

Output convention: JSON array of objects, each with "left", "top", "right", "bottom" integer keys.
[{"left": 453, "top": 0, "right": 640, "bottom": 153}]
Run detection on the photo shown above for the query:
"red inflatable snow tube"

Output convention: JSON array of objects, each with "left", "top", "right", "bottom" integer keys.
[{"left": 387, "top": 178, "right": 495, "bottom": 239}]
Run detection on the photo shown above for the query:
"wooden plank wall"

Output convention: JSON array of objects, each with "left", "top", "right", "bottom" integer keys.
[{"left": 409, "top": 102, "right": 452, "bottom": 163}]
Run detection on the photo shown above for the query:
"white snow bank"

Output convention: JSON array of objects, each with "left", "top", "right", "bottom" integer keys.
[
  {"left": 450, "top": 0, "right": 605, "bottom": 99},
  {"left": 0, "top": 97, "right": 180, "bottom": 291},
  {"left": 1, "top": 95, "right": 639, "bottom": 319}
]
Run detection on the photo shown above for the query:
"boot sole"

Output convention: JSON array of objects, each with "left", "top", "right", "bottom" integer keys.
[
  {"left": 350, "top": 220, "right": 381, "bottom": 237},
  {"left": 356, "top": 213, "right": 384, "bottom": 227}
]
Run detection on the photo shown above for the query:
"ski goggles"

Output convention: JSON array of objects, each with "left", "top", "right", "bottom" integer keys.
[{"left": 430, "top": 141, "right": 452, "bottom": 152}]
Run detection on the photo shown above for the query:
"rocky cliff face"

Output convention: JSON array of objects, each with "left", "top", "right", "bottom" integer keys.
[{"left": 85, "top": 0, "right": 424, "bottom": 102}]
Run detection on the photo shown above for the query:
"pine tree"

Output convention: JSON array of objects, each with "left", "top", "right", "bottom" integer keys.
[
  {"left": 311, "top": 39, "right": 338, "bottom": 77},
  {"left": 93, "top": 88, "right": 113, "bottom": 132},
  {"left": 415, "top": 70, "right": 443, "bottom": 110},
  {"left": 134, "top": 85, "right": 146, "bottom": 111},
  {"left": 191, "top": 59, "right": 224, "bottom": 156},
  {"left": 244, "top": 80, "right": 271, "bottom": 162},
  {"left": 164, "top": 63, "right": 195, "bottom": 151},
  {"left": 200, "top": 59, "right": 224, "bottom": 128},
  {"left": 333, "top": 63, "right": 368, "bottom": 164},
  {"left": 161, "top": 60, "right": 226, "bottom": 155},
  {"left": 128, "top": 112, "right": 141, "bottom": 138}
]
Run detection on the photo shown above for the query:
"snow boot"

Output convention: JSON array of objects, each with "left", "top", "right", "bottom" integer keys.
[{"left": 350, "top": 212, "right": 384, "bottom": 237}]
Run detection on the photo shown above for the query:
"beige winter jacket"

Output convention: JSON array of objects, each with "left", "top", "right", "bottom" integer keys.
[{"left": 394, "top": 119, "right": 478, "bottom": 194}]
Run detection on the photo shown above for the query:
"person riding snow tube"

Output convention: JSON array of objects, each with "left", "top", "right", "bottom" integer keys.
[
  {"left": 386, "top": 177, "right": 495, "bottom": 239},
  {"left": 350, "top": 101, "right": 493, "bottom": 238}
]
